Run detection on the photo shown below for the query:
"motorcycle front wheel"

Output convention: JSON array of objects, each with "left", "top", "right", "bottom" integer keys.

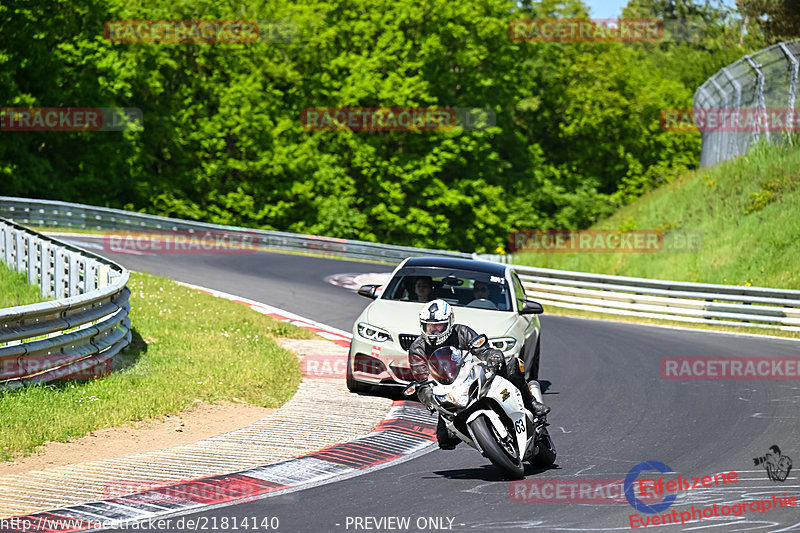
[
  {"left": 470, "top": 415, "right": 525, "bottom": 480},
  {"left": 530, "top": 427, "right": 557, "bottom": 469}
]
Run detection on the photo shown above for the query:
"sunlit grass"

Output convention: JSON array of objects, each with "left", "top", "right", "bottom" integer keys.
[
  {"left": 513, "top": 142, "right": 800, "bottom": 339},
  {"left": 0, "top": 271, "right": 314, "bottom": 462},
  {"left": 513, "top": 141, "right": 800, "bottom": 290},
  {"left": 0, "top": 261, "right": 46, "bottom": 308}
]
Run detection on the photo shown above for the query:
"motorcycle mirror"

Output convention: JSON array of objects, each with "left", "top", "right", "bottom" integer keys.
[{"left": 469, "top": 334, "right": 489, "bottom": 352}]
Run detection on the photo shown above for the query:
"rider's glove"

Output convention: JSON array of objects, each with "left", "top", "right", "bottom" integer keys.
[
  {"left": 417, "top": 384, "right": 435, "bottom": 412},
  {"left": 486, "top": 352, "right": 503, "bottom": 372}
]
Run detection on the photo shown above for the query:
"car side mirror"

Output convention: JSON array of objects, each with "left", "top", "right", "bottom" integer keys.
[
  {"left": 520, "top": 299, "right": 544, "bottom": 315},
  {"left": 357, "top": 284, "right": 380, "bottom": 299}
]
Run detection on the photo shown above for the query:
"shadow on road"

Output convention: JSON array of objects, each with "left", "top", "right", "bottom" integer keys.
[{"left": 432, "top": 462, "right": 561, "bottom": 482}]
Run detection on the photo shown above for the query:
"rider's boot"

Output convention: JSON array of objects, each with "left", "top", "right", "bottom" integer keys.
[
  {"left": 526, "top": 380, "right": 551, "bottom": 417},
  {"left": 509, "top": 374, "right": 551, "bottom": 418}
]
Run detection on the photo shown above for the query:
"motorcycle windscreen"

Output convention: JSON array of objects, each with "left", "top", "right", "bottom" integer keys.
[{"left": 427, "top": 346, "right": 464, "bottom": 385}]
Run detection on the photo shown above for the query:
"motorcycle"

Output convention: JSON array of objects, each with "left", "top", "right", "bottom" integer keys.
[{"left": 404, "top": 334, "right": 556, "bottom": 479}]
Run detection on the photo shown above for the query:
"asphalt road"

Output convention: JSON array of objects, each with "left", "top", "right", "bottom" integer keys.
[
  {"left": 65, "top": 236, "right": 392, "bottom": 331},
  {"left": 65, "top": 237, "right": 800, "bottom": 533}
]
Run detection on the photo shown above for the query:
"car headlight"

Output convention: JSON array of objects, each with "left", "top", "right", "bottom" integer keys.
[
  {"left": 357, "top": 322, "right": 393, "bottom": 343},
  {"left": 489, "top": 337, "right": 517, "bottom": 352}
]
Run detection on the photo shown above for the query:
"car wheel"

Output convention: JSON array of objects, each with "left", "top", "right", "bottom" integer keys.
[{"left": 346, "top": 351, "right": 370, "bottom": 393}]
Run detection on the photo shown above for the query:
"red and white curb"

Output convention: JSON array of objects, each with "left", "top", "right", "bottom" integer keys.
[
  {"left": 325, "top": 272, "right": 392, "bottom": 292},
  {"left": 1, "top": 284, "right": 435, "bottom": 533},
  {"left": 2, "top": 403, "right": 435, "bottom": 533}
]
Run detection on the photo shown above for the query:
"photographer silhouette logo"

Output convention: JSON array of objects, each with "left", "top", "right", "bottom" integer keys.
[{"left": 754, "top": 445, "right": 793, "bottom": 482}]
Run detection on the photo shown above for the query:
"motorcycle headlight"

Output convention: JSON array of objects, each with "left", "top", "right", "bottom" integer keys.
[
  {"left": 489, "top": 337, "right": 517, "bottom": 352},
  {"left": 357, "top": 323, "right": 393, "bottom": 343},
  {"left": 444, "top": 391, "right": 470, "bottom": 408},
  {"left": 455, "top": 391, "right": 470, "bottom": 407}
]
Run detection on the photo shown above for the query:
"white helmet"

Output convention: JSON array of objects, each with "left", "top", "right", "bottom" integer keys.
[{"left": 419, "top": 299, "right": 454, "bottom": 346}]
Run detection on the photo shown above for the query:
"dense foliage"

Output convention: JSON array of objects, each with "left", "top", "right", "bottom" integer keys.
[{"left": 0, "top": 0, "right": 785, "bottom": 251}]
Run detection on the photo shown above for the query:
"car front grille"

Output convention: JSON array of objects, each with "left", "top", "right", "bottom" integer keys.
[{"left": 398, "top": 334, "right": 418, "bottom": 351}]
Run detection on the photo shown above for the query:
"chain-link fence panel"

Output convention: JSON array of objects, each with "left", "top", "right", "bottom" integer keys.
[{"left": 694, "top": 39, "right": 800, "bottom": 167}]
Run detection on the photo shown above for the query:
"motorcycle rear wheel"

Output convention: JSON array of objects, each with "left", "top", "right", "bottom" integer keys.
[{"left": 470, "top": 415, "right": 525, "bottom": 479}]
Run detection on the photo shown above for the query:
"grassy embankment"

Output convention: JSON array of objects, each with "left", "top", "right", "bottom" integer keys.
[
  {"left": 513, "top": 141, "right": 800, "bottom": 338},
  {"left": 0, "top": 271, "right": 313, "bottom": 461}
]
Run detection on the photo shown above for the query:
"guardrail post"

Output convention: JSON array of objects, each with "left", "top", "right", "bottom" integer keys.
[
  {"left": 85, "top": 260, "right": 98, "bottom": 292},
  {"left": 98, "top": 264, "right": 110, "bottom": 288},
  {"left": 68, "top": 252, "right": 81, "bottom": 297},
  {"left": 14, "top": 231, "right": 25, "bottom": 273},
  {"left": 28, "top": 236, "right": 38, "bottom": 285},
  {"left": 4, "top": 226, "right": 12, "bottom": 266},
  {"left": 39, "top": 241, "right": 52, "bottom": 297},
  {"left": 54, "top": 248, "right": 66, "bottom": 299}
]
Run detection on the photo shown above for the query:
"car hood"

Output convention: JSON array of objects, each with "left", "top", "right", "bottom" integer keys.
[{"left": 364, "top": 300, "right": 519, "bottom": 337}]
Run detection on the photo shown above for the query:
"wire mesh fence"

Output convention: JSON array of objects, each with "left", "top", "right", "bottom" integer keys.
[{"left": 694, "top": 38, "right": 800, "bottom": 167}]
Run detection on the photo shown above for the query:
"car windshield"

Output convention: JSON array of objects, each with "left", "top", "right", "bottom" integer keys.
[
  {"left": 381, "top": 266, "right": 512, "bottom": 311},
  {"left": 427, "top": 346, "right": 465, "bottom": 385}
]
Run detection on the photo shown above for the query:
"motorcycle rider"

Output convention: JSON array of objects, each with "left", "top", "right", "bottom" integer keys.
[{"left": 408, "top": 299, "right": 551, "bottom": 449}]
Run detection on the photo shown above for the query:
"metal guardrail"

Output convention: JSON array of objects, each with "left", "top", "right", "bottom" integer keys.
[
  {"left": 695, "top": 39, "right": 800, "bottom": 167},
  {"left": 0, "top": 197, "right": 471, "bottom": 264},
  {"left": 515, "top": 264, "right": 800, "bottom": 333},
  {"left": 0, "top": 217, "right": 131, "bottom": 390},
  {"left": 1, "top": 197, "right": 798, "bottom": 333}
]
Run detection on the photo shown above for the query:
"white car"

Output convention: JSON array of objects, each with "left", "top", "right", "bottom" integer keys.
[{"left": 346, "top": 257, "right": 544, "bottom": 392}]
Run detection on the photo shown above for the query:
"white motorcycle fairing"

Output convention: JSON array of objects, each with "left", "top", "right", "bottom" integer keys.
[
  {"left": 404, "top": 340, "right": 556, "bottom": 479},
  {"left": 430, "top": 355, "right": 531, "bottom": 459}
]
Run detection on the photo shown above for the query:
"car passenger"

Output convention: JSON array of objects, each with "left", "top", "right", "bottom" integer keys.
[
  {"left": 413, "top": 276, "right": 434, "bottom": 302},
  {"left": 471, "top": 281, "right": 491, "bottom": 302}
]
